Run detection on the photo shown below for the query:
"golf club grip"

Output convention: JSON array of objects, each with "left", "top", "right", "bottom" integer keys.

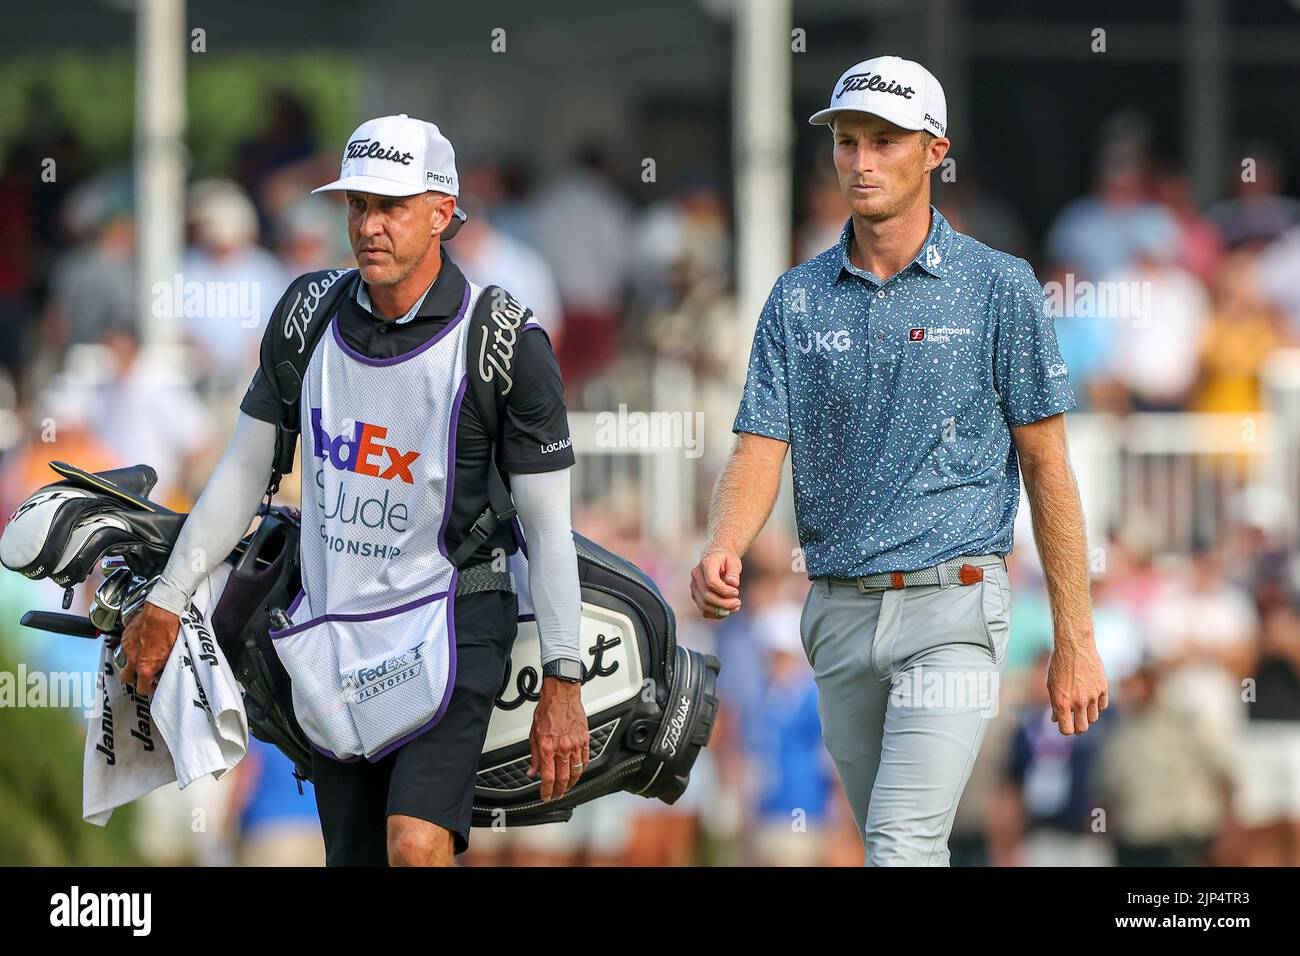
[{"left": 20, "top": 610, "right": 100, "bottom": 639}]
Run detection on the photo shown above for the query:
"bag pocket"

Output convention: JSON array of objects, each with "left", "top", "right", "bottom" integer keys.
[
  {"left": 270, "top": 603, "right": 364, "bottom": 759},
  {"left": 271, "top": 590, "right": 455, "bottom": 760},
  {"left": 335, "top": 594, "right": 455, "bottom": 758}
]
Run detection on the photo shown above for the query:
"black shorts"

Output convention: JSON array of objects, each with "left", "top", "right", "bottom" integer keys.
[{"left": 310, "top": 589, "right": 518, "bottom": 865}]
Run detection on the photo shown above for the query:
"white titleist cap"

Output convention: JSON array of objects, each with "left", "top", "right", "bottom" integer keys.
[
  {"left": 808, "top": 56, "right": 948, "bottom": 138},
  {"left": 313, "top": 114, "right": 461, "bottom": 198}
]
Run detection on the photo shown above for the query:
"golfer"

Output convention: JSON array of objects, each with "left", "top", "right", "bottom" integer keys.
[
  {"left": 690, "top": 57, "right": 1108, "bottom": 865},
  {"left": 120, "top": 114, "right": 588, "bottom": 866}
]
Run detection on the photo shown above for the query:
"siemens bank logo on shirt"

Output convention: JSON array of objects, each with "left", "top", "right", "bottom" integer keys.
[
  {"left": 797, "top": 330, "right": 853, "bottom": 354},
  {"left": 908, "top": 325, "right": 972, "bottom": 344},
  {"left": 311, "top": 408, "right": 421, "bottom": 483}
]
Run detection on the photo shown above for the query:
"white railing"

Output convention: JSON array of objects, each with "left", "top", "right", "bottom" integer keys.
[
  {"left": 568, "top": 410, "right": 700, "bottom": 545},
  {"left": 1066, "top": 412, "right": 1285, "bottom": 554},
  {"left": 6, "top": 348, "right": 1298, "bottom": 556},
  {"left": 566, "top": 407, "right": 1297, "bottom": 553}
]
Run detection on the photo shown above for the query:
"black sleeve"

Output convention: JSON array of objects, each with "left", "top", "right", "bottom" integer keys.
[
  {"left": 239, "top": 282, "right": 297, "bottom": 425},
  {"left": 499, "top": 326, "right": 575, "bottom": 474}
]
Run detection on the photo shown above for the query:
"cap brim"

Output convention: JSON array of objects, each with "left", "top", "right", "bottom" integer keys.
[
  {"left": 807, "top": 103, "right": 927, "bottom": 131},
  {"left": 310, "top": 178, "right": 466, "bottom": 240},
  {"left": 311, "top": 175, "right": 429, "bottom": 197}
]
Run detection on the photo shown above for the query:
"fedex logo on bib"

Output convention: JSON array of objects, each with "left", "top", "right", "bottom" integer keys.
[{"left": 310, "top": 408, "right": 421, "bottom": 483}]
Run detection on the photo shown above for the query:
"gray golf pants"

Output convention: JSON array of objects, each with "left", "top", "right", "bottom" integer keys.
[{"left": 799, "top": 557, "right": 1011, "bottom": 866}]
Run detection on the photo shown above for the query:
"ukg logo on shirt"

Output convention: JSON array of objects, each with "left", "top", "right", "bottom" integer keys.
[{"left": 311, "top": 408, "right": 421, "bottom": 483}]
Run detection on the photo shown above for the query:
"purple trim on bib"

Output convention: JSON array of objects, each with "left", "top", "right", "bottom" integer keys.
[
  {"left": 366, "top": 572, "right": 459, "bottom": 762},
  {"left": 510, "top": 515, "right": 528, "bottom": 558},
  {"left": 364, "top": 365, "right": 467, "bottom": 760},
  {"left": 268, "top": 588, "right": 450, "bottom": 639},
  {"left": 331, "top": 283, "right": 471, "bottom": 367},
  {"left": 280, "top": 286, "right": 473, "bottom": 762},
  {"left": 312, "top": 741, "right": 361, "bottom": 763},
  {"left": 286, "top": 586, "right": 306, "bottom": 619},
  {"left": 522, "top": 319, "right": 553, "bottom": 351},
  {"left": 295, "top": 585, "right": 459, "bottom": 764},
  {"left": 437, "top": 375, "right": 469, "bottom": 558}
]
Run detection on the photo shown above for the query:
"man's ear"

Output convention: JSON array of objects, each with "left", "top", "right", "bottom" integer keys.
[
  {"left": 924, "top": 137, "right": 951, "bottom": 174},
  {"left": 428, "top": 194, "right": 456, "bottom": 236}
]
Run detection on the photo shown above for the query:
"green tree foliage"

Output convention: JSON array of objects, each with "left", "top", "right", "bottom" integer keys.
[{"left": 0, "top": 641, "right": 143, "bottom": 865}]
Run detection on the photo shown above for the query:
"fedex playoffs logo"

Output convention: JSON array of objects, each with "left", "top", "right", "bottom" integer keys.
[{"left": 311, "top": 408, "right": 420, "bottom": 483}]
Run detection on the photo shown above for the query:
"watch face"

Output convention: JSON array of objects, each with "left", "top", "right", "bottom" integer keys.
[{"left": 548, "top": 659, "right": 582, "bottom": 682}]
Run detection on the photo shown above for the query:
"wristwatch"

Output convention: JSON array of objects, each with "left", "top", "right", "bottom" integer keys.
[{"left": 542, "top": 657, "right": 583, "bottom": 683}]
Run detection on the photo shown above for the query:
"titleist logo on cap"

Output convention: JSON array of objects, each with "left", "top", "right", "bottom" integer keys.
[
  {"left": 837, "top": 72, "right": 916, "bottom": 100},
  {"left": 345, "top": 138, "right": 414, "bottom": 166}
]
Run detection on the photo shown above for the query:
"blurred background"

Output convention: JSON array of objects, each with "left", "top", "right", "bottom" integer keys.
[{"left": 3, "top": 0, "right": 1300, "bottom": 866}]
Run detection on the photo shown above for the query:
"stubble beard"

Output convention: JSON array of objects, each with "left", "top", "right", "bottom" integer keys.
[
  {"left": 850, "top": 174, "right": 927, "bottom": 223},
  {"left": 357, "top": 244, "right": 424, "bottom": 288},
  {"left": 361, "top": 259, "right": 411, "bottom": 288}
]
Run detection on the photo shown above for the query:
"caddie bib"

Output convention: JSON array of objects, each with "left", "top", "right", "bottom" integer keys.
[{"left": 270, "top": 280, "right": 481, "bottom": 761}]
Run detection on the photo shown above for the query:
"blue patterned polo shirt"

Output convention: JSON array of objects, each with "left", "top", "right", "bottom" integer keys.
[{"left": 733, "top": 206, "right": 1076, "bottom": 578}]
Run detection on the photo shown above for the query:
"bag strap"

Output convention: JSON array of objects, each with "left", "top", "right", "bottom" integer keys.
[
  {"left": 447, "top": 285, "right": 532, "bottom": 568},
  {"left": 264, "top": 269, "right": 360, "bottom": 504}
]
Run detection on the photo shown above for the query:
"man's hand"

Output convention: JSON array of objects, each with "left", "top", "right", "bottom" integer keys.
[
  {"left": 1047, "top": 641, "right": 1109, "bottom": 735},
  {"left": 118, "top": 602, "right": 182, "bottom": 697},
  {"left": 690, "top": 547, "right": 743, "bottom": 620},
  {"left": 527, "top": 677, "right": 589, "bottom": 801}
]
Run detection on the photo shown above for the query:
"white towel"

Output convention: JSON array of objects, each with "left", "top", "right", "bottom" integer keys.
[{"left": 83, "top": 564, "right": 247, "bottom": 826}]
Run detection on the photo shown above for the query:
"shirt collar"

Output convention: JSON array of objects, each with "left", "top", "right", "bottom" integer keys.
[
  {"left": 835, "top": 204, "right": 952, "bottom": 285},
  {"left": 355, "top": 248, "right": 468, "bottom": 323}
]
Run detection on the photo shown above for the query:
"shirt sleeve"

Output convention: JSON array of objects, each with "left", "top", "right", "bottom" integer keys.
[
  {"left": 146, "top": 412, "right": 277, "bottom": 616},
  {"left": 238, "top": 366, "right": 283, "bottom": 425},
  {"left": 993, "top": 259, "right": 1078, "bottom": 427},
  {"left": 238, "top": 281, "right": 297, "bottom": 425},
  {"left": 509, "top": 468, "right": 581, "bottom": 665},
  {"left": 732, "top": 278, "right": 791, "bottom": 442},
  {"left": 498, "top": 326, "right": 576, "bottom": 474}
]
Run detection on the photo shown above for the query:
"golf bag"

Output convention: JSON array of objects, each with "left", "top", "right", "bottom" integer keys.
[
  {"left": 208, "top": 496, "right": 720, "bottom": 826},
  {"left": 2, "top": 273, "right": 720, "bottom": 827}
]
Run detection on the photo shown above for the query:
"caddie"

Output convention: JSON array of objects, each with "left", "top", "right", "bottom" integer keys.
[{"left": 120, "top": 114, "right": 589, "bottom": 866}]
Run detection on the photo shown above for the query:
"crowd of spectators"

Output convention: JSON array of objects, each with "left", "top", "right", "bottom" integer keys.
[{"left": 1, "top": 94, "right": 1299, "bottom": 865}]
